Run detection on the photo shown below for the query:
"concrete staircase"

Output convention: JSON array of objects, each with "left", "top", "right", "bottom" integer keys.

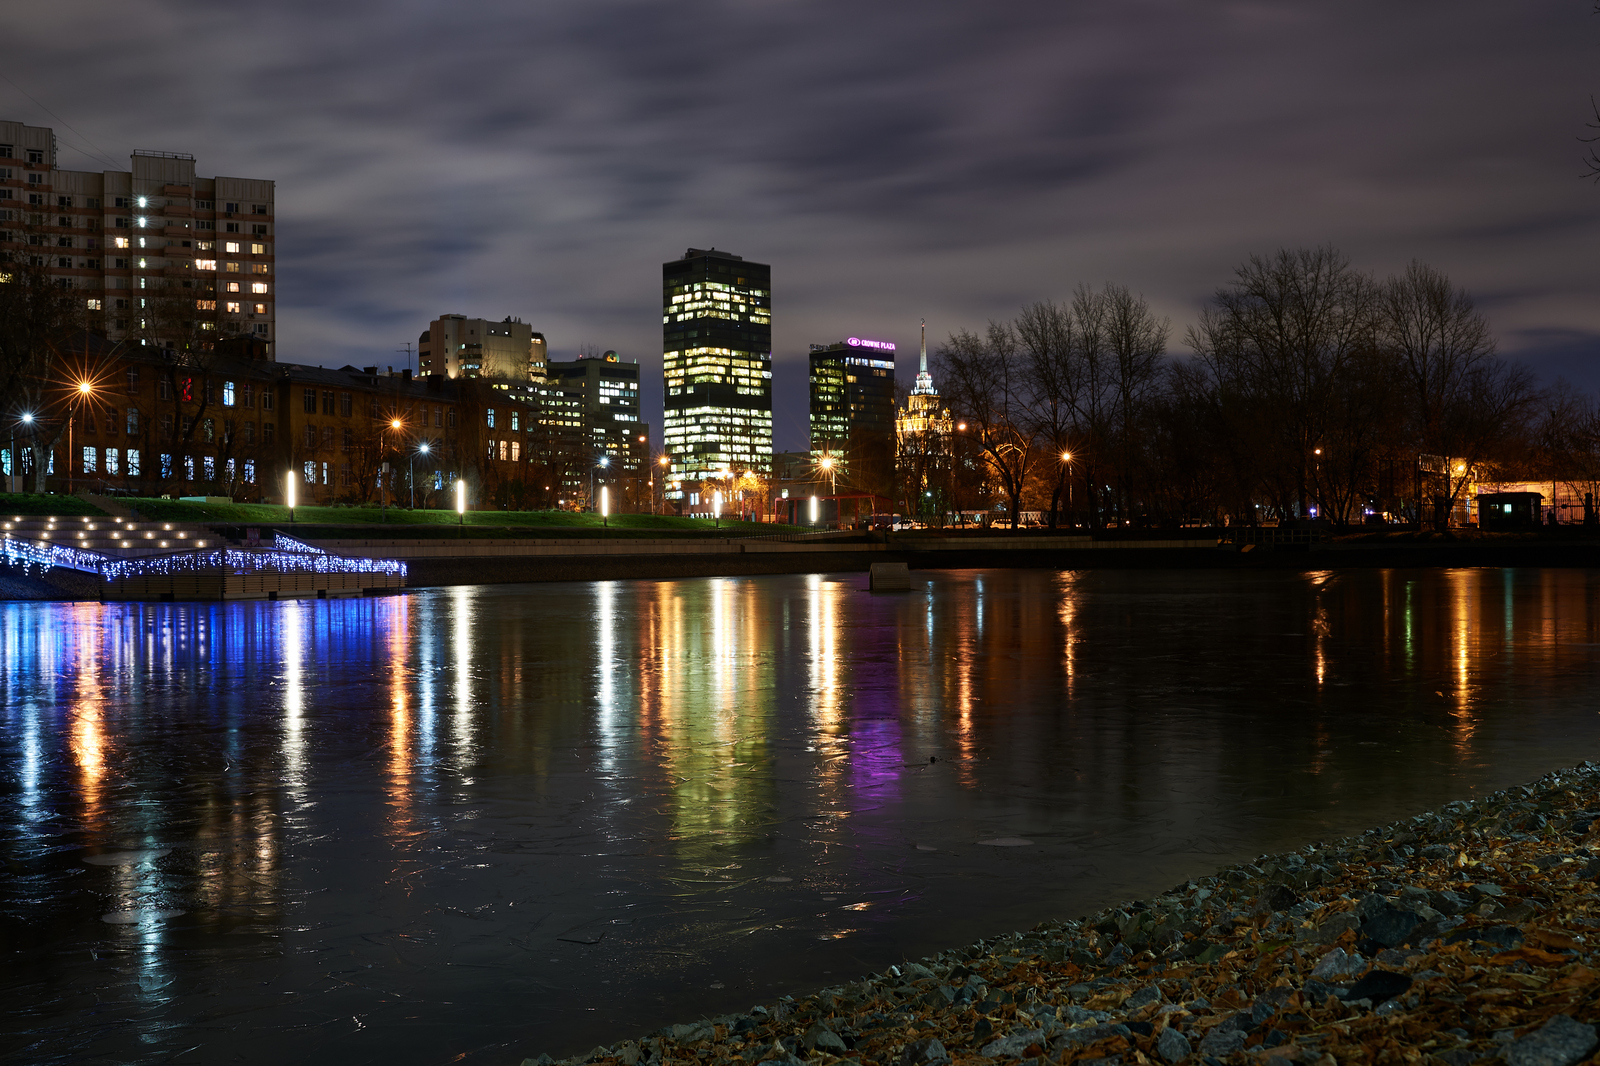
[{"left": 0, "top": 513, "right": 221, "bottom": 559}]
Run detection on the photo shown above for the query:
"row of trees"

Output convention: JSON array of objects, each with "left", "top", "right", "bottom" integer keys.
[{"left": 933, "top": 247, "right": 1557, "bottom": 529}]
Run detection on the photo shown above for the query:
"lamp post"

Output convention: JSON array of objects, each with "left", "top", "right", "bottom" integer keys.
[
  {"left": 11, "top": 412, "right": 33, "bottom": 494},
  {"left": 411, "top": 441, "right": 430, "bottom": 509},
  {"left": 455, "top": 476, "right": 465, "bottom": 527},
  {"left": 591, "top": 454, "right": 611, "bottom": 516},
  {"left": 657, "top": 454, "right": 669, "bottom": 514},
  {"left": 600, "top": 485, "right": 609, "bottom": 527},
  {"left": 68, "top": 380, "right": 93, "bottom": 495},
  {"left": 286, "top": 471, "right": 297, "bottom": 523},
  {"left": 713, "top": 489, "right": 723, "bottom": 529},
  {"left": 383, "top": 417, "right": 402, "bottom": 521},
  {"left": 1060, "top": 450, "right": 1073, "bottom": 528}
]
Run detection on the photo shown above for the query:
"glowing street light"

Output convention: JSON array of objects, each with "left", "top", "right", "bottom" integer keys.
[
  {"left": 600, "top": 485, "right": 610, "bottom": 527},
  {"left": 455, "top": 477, "right": 466, "bottom": 526},
  {"left": 809, "top": 494, "right": 819, "bottom": 525},
  {"left": 286, "top": 472, "right": 297, "bottom": 522},
  {"left": 713, "top": 490, "right": 723, "bottom": 529},
  {"left": 410, "top": 441, "right": 431, "bottom": 509}
]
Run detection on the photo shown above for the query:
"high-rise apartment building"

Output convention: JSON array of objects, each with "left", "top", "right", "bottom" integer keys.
[
  {"left": 417, "top": 314, "right": 547, "bottom": 385},
  {"left": 0, "top": 120, "right": 276, "bottom": 356},
  {"left": 662, "top": 247, "right": 771, "bottom": 491}
]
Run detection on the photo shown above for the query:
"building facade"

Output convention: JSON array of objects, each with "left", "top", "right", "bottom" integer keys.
[
  {"left": 0, "top": 334, "right": 566, "bottom": 511},
  {"left": 417, "top": 314, "right": 547, "bottom": 384},
  {"left": 0, "top": 120, "right": 276, "bottom": 356},
  {"left": 808, "top": 337, "right": 896, "bottom": 498},
  {"left": 544, "top": 352, "right": 650, "bottom": 507},
  {"left": 662, "top": 247, "right": 772, "bottom": 494}
]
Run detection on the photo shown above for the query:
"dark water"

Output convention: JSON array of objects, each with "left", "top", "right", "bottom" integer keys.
[{"left": 4, "top": 568, "right": 1600, "bottom": 1064}]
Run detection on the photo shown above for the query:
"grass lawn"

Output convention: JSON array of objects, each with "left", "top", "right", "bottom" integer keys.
[
  {"left": 123, "top": 498, "right": 806, "bottom": 537},
  {"left": 0, "top": 493, "right": 109, "bottom": 517}
]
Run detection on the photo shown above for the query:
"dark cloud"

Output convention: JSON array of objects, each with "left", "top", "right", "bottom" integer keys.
[{"left": 5, "top": 1, "right": 1599, "bottom": 446}]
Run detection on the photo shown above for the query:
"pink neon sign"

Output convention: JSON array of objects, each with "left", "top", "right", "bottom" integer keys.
[{"left": 846, "top": 337, "right": 896, "bottom": 351}]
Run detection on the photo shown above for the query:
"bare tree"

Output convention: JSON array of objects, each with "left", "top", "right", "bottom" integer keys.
[
  {"left": 1378, "top": 261, "right": 1536, "bottom": 527},
  {"left": 0, "top": 228, "right": 99, "bottom": 491},
  {"left": 936, "top": 323, "right": 1037, "bottom": 527},
  {"left": 1186, "top": 246, "right": 1379, "bottom": 520},
  {"left": 1013, "top": 299, "right": 1076, "bottom": 525},
  {"left": 1101, "top": 284, "right": 1170, "bottom": 525}
]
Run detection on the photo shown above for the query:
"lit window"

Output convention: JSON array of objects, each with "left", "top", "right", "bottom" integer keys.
[
  {"left": 86, "top": 298, "right": 101, "bottom": 310},
  {"left": 196, "top": 259, "right": 216, "bottom": 271},
  {"left": 224, "top": 301, "right": 240, "bottom": 313},
  {"left": 222, "top": 381, "right": 235, "bottom": 406},
  {"left": 249, "top": 263, "right": 268, "bottom": 274},
  {"left": 196, "top": 299, "right": 216, "bottom": 310},
  {"left": 225, "top": 281, "right": 240, "bottom": 293},
  {"left": 225, "top": 262, "right": 240, "bottom": 272},
  {"left": 114, "top": 237, "right": 129, "bottom": 249},
  {"left": 127, "top": 449, "right": 140, "bottom": 476},
  {"left": 250, "top": 243, "right": 265, "bottom": 254},
  {"left": 224, "top": 242, "right": 241, "bottom": 253},
  {"left": 251, "top": 282, "right": 268, "bottom": 294},
  {"left": 82, "top": 446, "right": 96, "bottom": 473},
  {"left": 253, "top": 303, "right": 266, "bottom": 314}
]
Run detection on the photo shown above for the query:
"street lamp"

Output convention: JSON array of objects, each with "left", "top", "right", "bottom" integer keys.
[
  {"left": 383, "top": 417, "right": 402, "bottom": 520},
  {"left": 455, "top": 476, "right": 466, "bottom": 526},
  {"left": 591, "top": 454, "right": 611, "bottom": 515},
  {"left": 600, "top": 485, "right": 609, "bottom": 527},
  {"left": 656, "top": 454, "right": 669, "bottom": 514},
  {"left": 68, "top": 380, "right": 94, "bottom": 494},
  {"left": 1061, "top": 450, "right": 1074, "bottom": 527},
  {"left": 286, "top": 471, "right": 297, "bottom": 522},
  {"left": 818, "top": 454, "right": 836, "bottom": 496},
  {"left": 713, "top": 489, "right": 723, "bottom": 529},
  {"left": 411, "top": 441, "right": 430, "bottom": 509},
  {"left": 11, "top": 411, "right": 34, "bottom": 493}
]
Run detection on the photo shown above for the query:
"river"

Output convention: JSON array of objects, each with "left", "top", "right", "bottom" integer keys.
[{"left": 3, "top": 568, "right": 1599, "bottom": 1063}]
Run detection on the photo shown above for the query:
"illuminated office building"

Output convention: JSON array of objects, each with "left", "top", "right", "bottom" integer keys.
[
  {"left": 808, "top": 337, "right": 896, "bottom": 455},
  {"left": 662, "top": 247, "right": 771, "bottom": 491}
]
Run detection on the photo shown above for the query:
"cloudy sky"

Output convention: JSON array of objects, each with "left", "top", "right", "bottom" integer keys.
[{"left": 6, "top": 1, "right": 1598, "bottom": 449}]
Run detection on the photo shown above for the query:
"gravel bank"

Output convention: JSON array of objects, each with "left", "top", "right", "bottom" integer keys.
[{"left": 525, "top": 762, "right": 1600, "bottom": 1066}]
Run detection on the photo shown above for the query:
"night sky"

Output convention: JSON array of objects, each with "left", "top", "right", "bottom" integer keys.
[{"left": 7, "top": 2, "right": 1598, "bottom": 450}]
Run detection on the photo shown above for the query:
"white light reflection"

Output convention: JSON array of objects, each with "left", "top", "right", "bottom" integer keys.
[
  {"left": 281, "top": 600, "right": 307, "bottom": 810},
  {"left": 451, "top": 585, "right": 475, "bottom": 762},
  {"left": 596, "top": 580, "right": 619, "bottom": 772}
]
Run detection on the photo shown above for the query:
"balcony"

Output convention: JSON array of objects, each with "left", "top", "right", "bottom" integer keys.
[{"left": 163, "top": 225, "right": 190, "bottom": 238}]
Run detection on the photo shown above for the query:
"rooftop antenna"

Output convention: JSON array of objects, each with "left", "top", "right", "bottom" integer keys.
[{"left": 397, "top": 342, "right": 413, "bottom": 374}]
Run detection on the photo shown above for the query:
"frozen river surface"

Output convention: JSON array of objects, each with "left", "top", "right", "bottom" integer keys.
[{"left": 4, "top": 568, "right": 1600, "bottom": 1064}]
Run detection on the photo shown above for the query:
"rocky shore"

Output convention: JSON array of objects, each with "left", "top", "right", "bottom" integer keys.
[{"left": 526, "top": 763, "right": 1600, "bottom": 1066}]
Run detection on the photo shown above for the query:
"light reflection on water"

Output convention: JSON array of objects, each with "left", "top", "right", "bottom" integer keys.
[{"left": 3, "top": 568, "right": 1600, "bottom": 1064}]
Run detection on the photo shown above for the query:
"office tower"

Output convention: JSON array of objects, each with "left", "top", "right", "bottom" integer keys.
[
  {"left": 417, "top": 314, "right": 547, "bottom": 384},
  {"left": 0, "top": 119, "right": 276, "bottom": 356},
  {"left": 808, "top": 336, "right": 896, "bottom": 494},
  {"left": 544, "top": 352, "right": 650, "bottom": 505},
  {"left": 808, "top": 336, "right": 896, "bottom": 454},
  {"left": 661, "top": 247, "right": 771, "bottom": 491}
]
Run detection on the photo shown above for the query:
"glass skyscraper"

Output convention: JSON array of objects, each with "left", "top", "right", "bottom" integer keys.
[{"left": 662, "top": 248, "right": 772, "bottom": 490}]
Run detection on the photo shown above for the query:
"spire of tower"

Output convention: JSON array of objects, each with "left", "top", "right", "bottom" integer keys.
[{"left": 912, "top": 317, "right": 935, "bottom": 396}]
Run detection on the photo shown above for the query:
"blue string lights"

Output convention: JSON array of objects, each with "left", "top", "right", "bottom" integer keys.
[{"left": 2, "top": 530, "right": 405, "bottom": 581}]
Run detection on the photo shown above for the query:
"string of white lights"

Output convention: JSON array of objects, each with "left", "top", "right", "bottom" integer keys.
[{"left": 1, "top": 532, "right": 405, "bottom": 580}]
